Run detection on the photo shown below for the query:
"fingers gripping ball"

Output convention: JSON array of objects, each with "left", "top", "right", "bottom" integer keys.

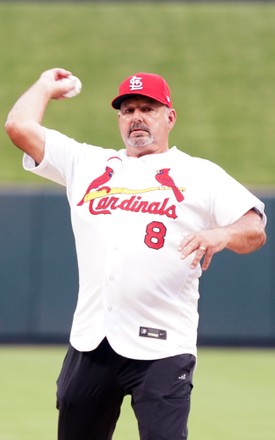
[{"left": 62, "top": 75, "right": 82, "bottom": 98}]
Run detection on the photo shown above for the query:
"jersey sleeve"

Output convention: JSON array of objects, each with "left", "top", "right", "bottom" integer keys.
[
  {"left": 207, "top": 161, "right": 266, "bottom": 227},
  {"left": 23, "top": 128, "right": 88, "bottom": 186},
  {"left": 23, "top": 128, "right": 111, "bottom": 186}
]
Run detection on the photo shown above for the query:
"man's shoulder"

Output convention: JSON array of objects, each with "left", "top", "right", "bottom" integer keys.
[{"left": 172, "top": 147, "right": 218, "bottom": 168}]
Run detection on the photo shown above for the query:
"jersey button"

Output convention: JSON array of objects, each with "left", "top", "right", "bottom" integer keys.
[
  {"left": 107, "top": 306, "right": 113, "bottom": 312},
  {"left": 109, "top": 274, "right": 115, "bottom": 281}
]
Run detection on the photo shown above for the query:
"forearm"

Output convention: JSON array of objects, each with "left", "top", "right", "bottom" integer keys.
[
  {"left": 179, "top": 209, "right": 266, "bottom": 271},
  {"left": 224, "top": 210, "right": 266, "bottom": 254},
  {"left": 5, "top": 68, "right": 74, "bottom": 163},
  {"left": 5, "top": 80, "right": 50, "bottom": 162},
  {"left": 7, "top": 79, "right": 52, "bottom": 127}
]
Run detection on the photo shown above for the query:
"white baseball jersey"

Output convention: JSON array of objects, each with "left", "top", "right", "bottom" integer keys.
[{"left": 23, "top": 128, "right": 266, "bottom": 360}]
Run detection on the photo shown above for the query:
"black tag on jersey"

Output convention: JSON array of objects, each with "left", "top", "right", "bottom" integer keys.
[{"left": 139, "top": 326, "right": 167, "bottom": 340}]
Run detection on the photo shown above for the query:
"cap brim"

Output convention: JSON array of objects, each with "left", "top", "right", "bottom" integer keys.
[
  {"left": 111, "top": 94, "right": 139, "bottom": 109},
  {"left": 111, "top": 92, "right": 171, "bottom": 109}
]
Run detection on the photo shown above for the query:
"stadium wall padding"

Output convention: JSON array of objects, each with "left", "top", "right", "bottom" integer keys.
[{"left": 0, "top": 189, "right": 274, "bottom": 346}]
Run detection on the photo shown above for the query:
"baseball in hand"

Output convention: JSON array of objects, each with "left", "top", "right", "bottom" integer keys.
[{"left": 62, "top": 75, "right": 82, "bottom": 98}]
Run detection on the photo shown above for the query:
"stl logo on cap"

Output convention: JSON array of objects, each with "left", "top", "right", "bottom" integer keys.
[
  {"left": 111, "top": 72, "right": 173, "bottom": 109},
  {"left": 129, "top": 75, "right": 143, "bottom": 91}
]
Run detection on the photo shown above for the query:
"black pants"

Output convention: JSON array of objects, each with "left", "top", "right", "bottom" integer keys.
[{"left": 56, "top": 338, "right": 196, "bottom": 440}]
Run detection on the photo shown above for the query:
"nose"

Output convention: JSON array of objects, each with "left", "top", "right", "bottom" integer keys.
[{"left": 132, "top": 108, "right": 143, "bottom": 121}]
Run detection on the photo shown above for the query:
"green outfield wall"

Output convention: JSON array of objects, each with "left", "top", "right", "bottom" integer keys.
[{"left": 0, "top": 189, "right": 274, "bottom": 346}]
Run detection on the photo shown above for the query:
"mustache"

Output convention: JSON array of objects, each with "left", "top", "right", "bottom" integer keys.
[{"left": 128, "top": 122, "right": 150, "bottom": 136}]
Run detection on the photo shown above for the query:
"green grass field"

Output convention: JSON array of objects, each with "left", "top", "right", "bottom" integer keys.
[
  {"left": 0, "top": 346, "right": 274, "bottom": 440},
  {"left": 1, "top": 2, "right": 275, "bottom": 186}
]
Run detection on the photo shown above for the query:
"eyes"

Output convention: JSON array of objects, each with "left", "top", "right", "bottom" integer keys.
[{"left": 120, "top": 105, "right": 156, "bottom": 116}]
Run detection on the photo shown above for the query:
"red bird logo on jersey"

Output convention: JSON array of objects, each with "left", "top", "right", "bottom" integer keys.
[
  {"left": 77, "top": 166, "right": 114, "bottom": 206},
  {"left": 155, "top": 168, "right": 184, "bottom": 202}
]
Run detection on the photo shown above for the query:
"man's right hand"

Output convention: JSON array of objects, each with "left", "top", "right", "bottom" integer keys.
[{"left": 38, "top": 68, "right": 76, "bottom": 100}]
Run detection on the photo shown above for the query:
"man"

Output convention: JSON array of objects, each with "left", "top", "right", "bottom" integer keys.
[{"left": 5, "top": 68, "right": 266, "bottom": 440}]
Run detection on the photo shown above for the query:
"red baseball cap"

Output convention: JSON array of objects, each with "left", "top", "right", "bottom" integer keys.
[{"left": 111, "top": 72, "right": 172, "bottom": 109}]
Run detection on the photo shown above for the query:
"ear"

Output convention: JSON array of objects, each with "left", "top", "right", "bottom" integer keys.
[{"left": 167, "top": 108, "right": 177, "bottom": 129}]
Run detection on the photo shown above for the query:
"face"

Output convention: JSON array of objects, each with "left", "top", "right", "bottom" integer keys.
[{"left": 118, "top": 97, "right": 176, "bottom": 157}]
